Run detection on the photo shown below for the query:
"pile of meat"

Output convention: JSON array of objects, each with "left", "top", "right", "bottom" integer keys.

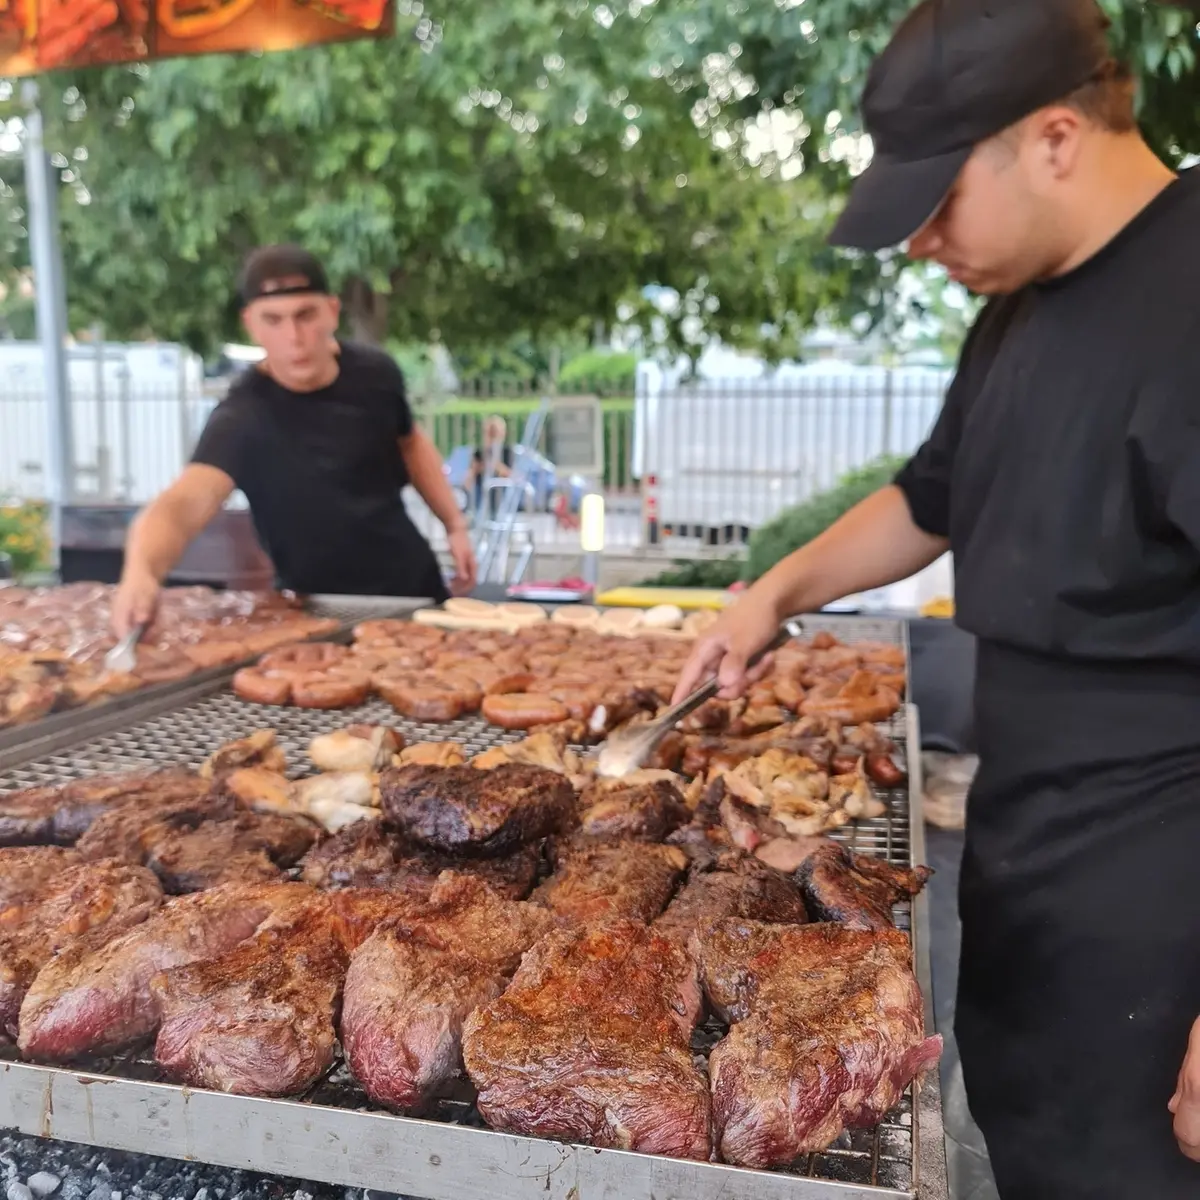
[
  {"left": 0, "top": 685, "right": 939, "bottom": 1170},
  {"left": 233, "top": 618, "right": 908, "bottom": 743},
  {"left": 0, "top": 584, "right": 340, "bottom": 729}
]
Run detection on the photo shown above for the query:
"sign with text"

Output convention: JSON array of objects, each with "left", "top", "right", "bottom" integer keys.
[{"left": 0, "top": 0, "right": 393, "bottom": 78}]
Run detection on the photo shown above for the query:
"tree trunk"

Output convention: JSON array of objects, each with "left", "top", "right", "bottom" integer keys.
[{"left": 341, "top": 275, "right": 389, "bottom": 345}]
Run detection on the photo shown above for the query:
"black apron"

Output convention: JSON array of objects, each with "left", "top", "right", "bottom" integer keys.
[{"left": 956, "top": 641, "right": 1200, "bottom": 1198}]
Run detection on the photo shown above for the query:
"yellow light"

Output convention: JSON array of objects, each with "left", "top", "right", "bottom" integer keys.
[{"left": 580, "top": 493, "right": 606, "bottom": 554}]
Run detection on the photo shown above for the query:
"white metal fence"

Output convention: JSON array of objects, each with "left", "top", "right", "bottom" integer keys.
[{"left": 0, "top": 347, "right": 951, "bottom": 552}]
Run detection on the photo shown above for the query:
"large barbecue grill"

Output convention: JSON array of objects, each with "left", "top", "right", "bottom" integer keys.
[{"left": 0, "top": 614, "right": 948, "bottom": 1200}]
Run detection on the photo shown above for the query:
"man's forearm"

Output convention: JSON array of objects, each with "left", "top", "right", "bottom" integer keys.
[
  {"left": 122, "top": 501, "right": 195, "bottom": 583},
  {"left": 756, "top": 485, "right": 948, "bottom": 619},
  {"left": 403, "top": 431, "right": 467, "bottom": 532}
]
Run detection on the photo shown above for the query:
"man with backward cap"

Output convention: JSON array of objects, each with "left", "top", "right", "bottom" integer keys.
[{"left": 673, "top": 0, "right": 1200, "bottom": 1192}]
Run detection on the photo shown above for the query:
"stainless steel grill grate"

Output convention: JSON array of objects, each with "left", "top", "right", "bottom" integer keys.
[{"left": 0, "top": 614, "right": 924, "bottom": 1198}]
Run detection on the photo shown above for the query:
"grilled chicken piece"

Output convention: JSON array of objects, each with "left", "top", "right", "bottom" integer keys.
[
  {"left": 308, "top": 725, "right": 403, "bottom": 774},
  {"left": 394, "top": 742, "right": 466, "bottom": 768},
  {"left": 200, "top": 730, "right": 286, "bottom": 781}
]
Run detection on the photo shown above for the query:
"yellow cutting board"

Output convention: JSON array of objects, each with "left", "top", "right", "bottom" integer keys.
[{"left": 594, "top": 587, "right": 732, "bottom": 611}]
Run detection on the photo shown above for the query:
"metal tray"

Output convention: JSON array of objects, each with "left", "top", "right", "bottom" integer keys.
[
  {"left": 0, "top": 616, "right": 947, "bottom": 1200},
  {"left": 0, "top": 594, "right": 430, "bottom": 767}
]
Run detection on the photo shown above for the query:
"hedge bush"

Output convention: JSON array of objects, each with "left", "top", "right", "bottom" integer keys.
[
  {"left": 745, "top": 456, "right": 906, "bottom": 581},
  {"left": 0, "top": 501, "right": 51, "bottom": 578}
]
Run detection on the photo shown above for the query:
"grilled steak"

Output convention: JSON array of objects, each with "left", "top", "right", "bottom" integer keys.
[
  {"left": 140, "top": 810, "right": 322, "bottom": 893},
  {"left": 0, "top": 859, "right": 162, "bottom": 1040},
  {"left": 299, "top": 820, "right": 542, "bottom": 900},
  {"left": 535, "top": 840, "right": 686, "bottom": 924},
  {"left": 342, "top": 874, "right": 556, "bottom": 1112},
  {"left": 18, "top": 882, "right": 310, "bottom": 1060},
  {"left": 153, "top": 902, "right": 346, "bottom": 1097},
  {"left": 575, "top": 776, "right": 690, "bottom": 843},
  {"left": 796, "top": 842, "right": 931, "bottom": 930},
  {"left": 0, "top": 787, "right": 67, "bottom": 846},
  {"left": 463, "top": 920, "right": 711, "bottom": 1160},
  {"left": 380, "top": 763, "right": 573, "bottom": 857},
  {"left": 76, "top": 788, "right": 237, "bottom": 862},
  {"left": 700, "top": 919, "right": 942, "bottom": 1167},
  {"left": 0, "top": 769, "right": 204, "bottom": 846},
  {"left": 653, "top": 857, "right": 807, "bottom": 947},
  {"left": 0, "top": 846, "right": 82, "bottom": 909}
]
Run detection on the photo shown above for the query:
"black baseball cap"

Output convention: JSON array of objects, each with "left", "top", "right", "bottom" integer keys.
[
  {"left": 828, "top": 0, "right": 1114, "bottom": 251},
  {"left": 238, "top": 244, "right": 331, "bottom": 306}
]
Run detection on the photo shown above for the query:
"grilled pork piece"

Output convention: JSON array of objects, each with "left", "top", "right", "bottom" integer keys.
[
  {"left": 298, "top": 820, "right": 543, "bottom": 900},
  {"left": 575, "top": 775, "right": 690, "bottom": 843},
  {"left": 463, "top": 920, "right": 711, "bottom": 1160},
  {"left": 0, "top": 846, "right": 82, "bottom": 909},
  {"left": 153, "top": 902, "right": 347, "bottom": 1097},
  {"left": 342, "top": 874, "right": 556, "bottom": 1112},
  {"left": 700, "top": 920, "right": 942, "bottom": 1167},
  {"left": 0, "top": 769, "right": 210, "bottom": 847},
  {"left": 380, "top": 763, "right": 573, "bottom": 857},
  {"left": 76, "top": 788, "right": 238, "bottom": 862},
  {"left": 0, "top": 859, "right": 162, "bottom": 1040},
  {"left": 653, "top": 857, "right": 807, "bottom": 948},
  {"left": 535, "top": 840, "right": 687, "bottom": 925},
  {"left": 139, "top": 810, "right": 322, "bottom": 893},
  {"left": 796, "top": 842, "right": 931, "bottom": 931},
  {"left": 17, "top": 882, "right": 310, "bottom": 1060}
]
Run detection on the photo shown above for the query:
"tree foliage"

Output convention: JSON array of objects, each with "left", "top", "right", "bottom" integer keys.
[{"left": 1, "top": 0, "right": 1196, "bottom": 357}]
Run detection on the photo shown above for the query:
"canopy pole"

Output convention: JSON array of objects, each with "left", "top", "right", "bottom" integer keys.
[{"left": 21, "top": 81, "right": 73, "bottom": 563}]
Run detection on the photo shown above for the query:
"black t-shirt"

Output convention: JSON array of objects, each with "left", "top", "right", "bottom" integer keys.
[
  {"left": 192, "top": 341, "right": 448, "bottom": 600},
  {"left": 895, "top": 166, "right": 1200, "bottom": 666}
]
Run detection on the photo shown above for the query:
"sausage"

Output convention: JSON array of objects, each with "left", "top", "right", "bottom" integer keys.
[
  {"left": 291, "top": 670, "right": 371, "bottom": 710},
  {"left": 232, "top": 668, "right": 293, "bottom": 707},
  {"left": 376, "top": 682, "right": 467, "bottom": 722},
  {"left": 485, "top": 673, "right": 538, "bottom": 696},
  {"left": 258, "top": 642, "right": 347, "bottom": 677},
  {"left": 481, "top": 693, "right": 570, "bottom": 731},
  {"left": 865, "top": 752, "right": 907, "bottom": 789}
]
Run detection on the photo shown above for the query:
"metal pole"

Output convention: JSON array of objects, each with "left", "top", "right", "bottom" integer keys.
[
  {"left": 20, "top": 82, "right": 73, "bottom": 558},
  {"left": 92, "top": 322, "right": 112, "bottom": 500}
]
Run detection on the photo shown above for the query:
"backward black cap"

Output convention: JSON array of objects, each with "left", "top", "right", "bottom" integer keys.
[
  {"left": 238, "top": 244, "right": 331, "bottom": 306},
  {"left": 828, "top": 0, "right": 1113, "bottom": 251}
]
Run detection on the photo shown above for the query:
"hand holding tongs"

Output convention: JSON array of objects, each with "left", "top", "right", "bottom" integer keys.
[
  {"left": 594, "top": 618, "right": 805, "bottom": 779},
  {"left": 104, "top": 623, "right": 146, "bottom": 674}
]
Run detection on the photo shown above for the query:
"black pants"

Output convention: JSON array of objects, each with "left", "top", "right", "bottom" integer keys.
[{"left": 959, "top": 644, "right": 1200, "bottom": 1198}]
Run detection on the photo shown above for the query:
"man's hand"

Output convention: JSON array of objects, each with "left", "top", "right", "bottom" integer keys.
[
  {"left": 111, "top": 570, "right": 160, "bottom": 639},
  {"left": 671, "top": 587, "right": 782, "bottom": 705},
  {"left": 447, "top": 527, "right": 478, "bottom": 596},
  {"left": 1170, "top": 1016, "right": 1200, "bottom": 1160}
]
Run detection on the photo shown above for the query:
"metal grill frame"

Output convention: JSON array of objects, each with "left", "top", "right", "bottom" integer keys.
[
  {"left": 0, "top": 594, "right": 430, "bottom": 767},
  {"left": 0, "top": 615, "right": 947, "bottom": 1200}
]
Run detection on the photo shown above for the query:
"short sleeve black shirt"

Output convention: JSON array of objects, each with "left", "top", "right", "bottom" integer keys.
[
  {"left": 894, "top": 167, "right": 1200, "bottom": 663},
  {"left": 192, "top": 341, "right": 447, "bottom": 599}
]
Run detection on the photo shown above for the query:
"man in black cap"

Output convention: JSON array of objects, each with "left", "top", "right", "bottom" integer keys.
[
  {"left": 112, "top": 245, "right": 475, "bottom": 631},
  {"left": 674, "top": 0, "right": 1200, "bottom": 1193}
]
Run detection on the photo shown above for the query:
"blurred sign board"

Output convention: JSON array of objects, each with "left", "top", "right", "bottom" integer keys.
[
  {"left": 549, "top": 395, "right": 604, "bottom": 477},
  {"left": 0, "top": 0, "right": 393, "bottom": 77}
]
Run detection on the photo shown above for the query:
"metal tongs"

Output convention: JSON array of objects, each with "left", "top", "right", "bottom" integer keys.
[
  {"left": 104, "top": 622, "right": 146, "bottom": 675},
  {"left": 594, "top": 617, "right": 805, "bottom": 779}
]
